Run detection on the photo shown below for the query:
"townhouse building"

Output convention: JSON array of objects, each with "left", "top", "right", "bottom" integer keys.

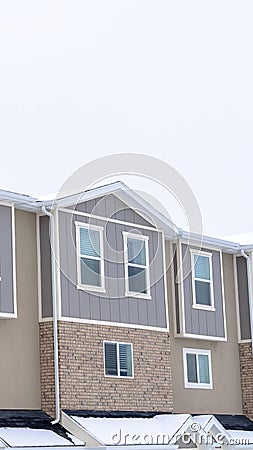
[{"left": 0, "top": 181, "right": 253, "bottom": 429}]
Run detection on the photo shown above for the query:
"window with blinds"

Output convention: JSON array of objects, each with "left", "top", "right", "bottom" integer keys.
[
  {"left": 183, "top": 348, "right": 212, "bottom": 389},
  {"left": 123, "top": 232, "right": 150, "bottom": 298},
  {"left": 191, "top": 251, "right": 214, "bottom": 309},
  {"left": 76, "top": 224, "right": 105, "bottom": 291},
  {"left": 104, "top": 341, "right": 133, "bottom": 378}
]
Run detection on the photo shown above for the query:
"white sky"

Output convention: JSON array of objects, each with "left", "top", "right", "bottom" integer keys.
[{"left": 0, "top": 1, "right": 252, "bottom": 237}]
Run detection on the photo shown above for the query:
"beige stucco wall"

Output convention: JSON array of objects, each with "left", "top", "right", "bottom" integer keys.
[
  {"left": 167, "top": 245, "right": 243, "bottom": 414},
  {"left": 0, "top": 209, "right": 41, "bottom": 409}
]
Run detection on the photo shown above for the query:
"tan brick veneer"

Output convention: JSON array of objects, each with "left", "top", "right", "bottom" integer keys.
[
  {"left": 239, "top": 342, "right": 253, "bottom": 419},
  {"left": 39, "top": 321, "right": 173, "bottom": 417}
]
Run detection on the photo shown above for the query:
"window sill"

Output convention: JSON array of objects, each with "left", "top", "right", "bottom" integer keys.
[
  {"left": 104, "top": 374, "right": 134, "bottom": 379},
  {"left": 185, "top": 383, "right": 213, "bottom": 390},
  {"left": 125, "top": 291, "right": 151, "bottom": 300},
  {"left": 192, "top": 304, "right": 215, "bottom": 312},
  {"left": 77, "top": 284, "right": 106, "bottom": 294}
]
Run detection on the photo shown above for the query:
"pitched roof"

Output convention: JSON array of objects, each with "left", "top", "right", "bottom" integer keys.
[
  {"left": 0, "top": 410, "right": 76, "bottom": 444},
  {"left": 214, "top": 414, "right": 253, "bottom": 431}
]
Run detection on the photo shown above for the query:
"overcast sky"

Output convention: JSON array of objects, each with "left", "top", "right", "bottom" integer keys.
[{"left": 0, "top": 1, "right": 252, "bottom": 237}]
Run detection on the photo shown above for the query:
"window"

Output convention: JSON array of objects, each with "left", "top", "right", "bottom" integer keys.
[
  {"left": 123, "top": 232, "right": 150, "bottom": 298},
  {"left": 191, "top": 250, "right": 214, "bottom": 309},
  {"left": 183, "top": 348, "right": 212, "bottom": 389},
  {"left": 76, "top": 223, "right": 105, "bottom": 292},
  {"left": 104, "top": 341, "right": 133, "bottom": 378}
]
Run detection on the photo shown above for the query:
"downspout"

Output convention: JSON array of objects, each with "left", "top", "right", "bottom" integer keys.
[
  {"left": 42, "top": 206, "right": 60, "bottom": 425},
  {"left": 241, "top": 249, "right": 253, "bottom": 354}
]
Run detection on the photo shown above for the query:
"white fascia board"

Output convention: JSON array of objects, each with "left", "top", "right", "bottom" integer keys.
[
  {"left": 179, "top": 231, "right": 241, "bottom": 253},
  {"left": 194, "top": 415, "right": 231, "bottom": 444},
  {"left": 241, "top": 245, "right": 253, "bottom": 252},
  {"left": 0, "top": 190, "right": 38, "bottom": 212},
  {"left": 41, "top": 181, "right": 179, "bottom": 237},
  {"left": 42, "top": 181, "right": 125, "bottom": 209},
  {"left": 114, "top": 186, "right": 179, "bottom": 237}
]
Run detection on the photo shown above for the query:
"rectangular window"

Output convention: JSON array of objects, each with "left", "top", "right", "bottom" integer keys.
[
  {"left": 123, "top": 232, "right": 150, "bottom": 298},
  {"left": 183, "top": 348, "right": 212, "bottom": 389},
  {"left": 104, "top": 341, "right": 133, "bottom": 378},
  {"left": 76, "top": 223, "right": 105, "bottom": 292},
  {"left": 191, "top": 250, "right": 214, "bottom": 309}
]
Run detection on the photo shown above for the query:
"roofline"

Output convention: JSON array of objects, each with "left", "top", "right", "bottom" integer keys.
[
  {"left": 0, "top": 184, "right": 252, "bottom": 252},
  {"left": 179, "top": 230, "right": 243, "bottom": 253}
]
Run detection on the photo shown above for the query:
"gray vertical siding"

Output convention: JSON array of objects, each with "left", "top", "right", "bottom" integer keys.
[
  {"left": 182, "top": 244, "right": 226, "bottom": 339},
  {"left": 236, "top": 255, "right": 251, "bottom": 340},
  {"left": 172, "top": 244, "right": 181, "bottom": 334},
  {"left": 58, "top": 199, "right": 167, "bottom": 328},
  {"left": 0, "top": 205, "right": 14, "bottom": 315},
  {"left": 74, "top": 194, "right": 155, "bottom": 228},
  {"left": 39, "top": 216, "right": 53, "bottom": 318}
]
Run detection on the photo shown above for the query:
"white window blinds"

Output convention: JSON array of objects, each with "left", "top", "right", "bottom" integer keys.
[
  {"left": 78, "top": 225, "right": 103, "bottom": 288},
  {"left": 193, "top": 253, "right": 213, "bottom": 307}
]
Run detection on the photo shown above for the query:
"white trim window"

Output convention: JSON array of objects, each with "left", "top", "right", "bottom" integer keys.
[
  {"left": 104, "top": 341, "right": 133, "bottom": 378},
  {"left": 123, "top": 232, "right": 150, "bottom": 299},
  {"left": 191, "top": 250, "right": 214, "bottom": 310},
  {"left": 183, "top": 348, "right": 213, "bottom": 389},
  {"left": 76, "top": 222, "right": 105, "bottom": 292}
]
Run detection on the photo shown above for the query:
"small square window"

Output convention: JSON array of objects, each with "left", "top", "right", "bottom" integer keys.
[
  {"left": 104, "top": 341, "right": 133, "bottom": 378},
  {"left": 183, "top": 348, "right": 212, "bottom": 389},
  {"left": 191, "top": 251, "right": 214, "bottom": 310}
]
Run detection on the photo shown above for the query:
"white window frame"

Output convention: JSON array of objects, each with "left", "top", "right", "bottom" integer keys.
[
  {"left": 75, "top": 221, "right": 105, "bottom": 293},
  {"left": 123, "top": 231, "right": 151, "bottom": 300},
  {"left": 183, "top": 348, "right": 213, "bottom": 389},
  {"left": 191, "top": 250, "right": 215, "bottom": 311},
  {"left": 103, "top": 341, "right": 134, "bottom": 379}
]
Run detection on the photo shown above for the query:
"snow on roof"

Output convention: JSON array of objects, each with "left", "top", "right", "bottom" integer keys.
[
  {"left": 71, "top": 414, "right": 191, "bottom": 445},
  {"left": 193, "top": 415, "right": 213, "bottom": 429},
  {"left": 228, "top": 430, "right": 253, "bottom": 444},
  {"left": 0, "top": 428, "right": 74, "bottom": 447}
]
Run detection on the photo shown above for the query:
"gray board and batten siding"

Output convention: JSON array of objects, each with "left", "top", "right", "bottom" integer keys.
[
  {"left": 172, "top": 243, "right": 180, "bottom": 334},
  {"left": 0, "top": 205, "right": 15, "bottom": 316},
  {"left": 236, "top": 255, "right": 251, "bottom": 341},
  {"left": 39, "top": 194, "right": 168, "bottom": 329},
  {"left": 181, "top": 244, "right": 226, "bottom": 339},
  {"left": 73, "top": 193, "right": 157, "bottom": 228},
  {"left": 39, "top": 215, "right": 53, "bottom": 318}
]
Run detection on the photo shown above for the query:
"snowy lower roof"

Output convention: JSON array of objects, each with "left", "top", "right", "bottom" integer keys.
[
  {"left": 0, "top": 410, "right": 83, "bottom": 448},
  {"left": 0, "top": 428, "right": 75, "bottom": 447},
  {"left": 70, "top": 414, "right": 192, "bottom": 446}
]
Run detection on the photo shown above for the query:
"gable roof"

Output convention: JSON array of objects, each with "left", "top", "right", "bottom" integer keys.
[
  {"left": 214, "top": 415, "right": 253, "bottom": 431},
  {"left": 63, "top": 410, "right": 207, "bottom": 447},
  {"left": 1, "top": 181, "right": 253, "bottom": 252}
]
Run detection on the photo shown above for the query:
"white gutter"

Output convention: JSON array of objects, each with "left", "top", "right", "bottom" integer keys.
[
  {"left": 42, "top": 206, "right": 60, "bottom": 425},
  {"left": 181, "top": 230, "right": 241, "bottom": 253},
  {"left": 241, "top": 249, "right": 253, "bottom": 354}
]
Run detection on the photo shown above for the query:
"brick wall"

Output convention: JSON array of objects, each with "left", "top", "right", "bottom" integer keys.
[
  {"left": 239, "top": 342, "right": 253, "bottom": 419},
  {"left": 39, "top": 321, "right": 173, "bottom": 417},
  {"left": 39, "top": 322, "right": 55, "bottom": 417}
]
